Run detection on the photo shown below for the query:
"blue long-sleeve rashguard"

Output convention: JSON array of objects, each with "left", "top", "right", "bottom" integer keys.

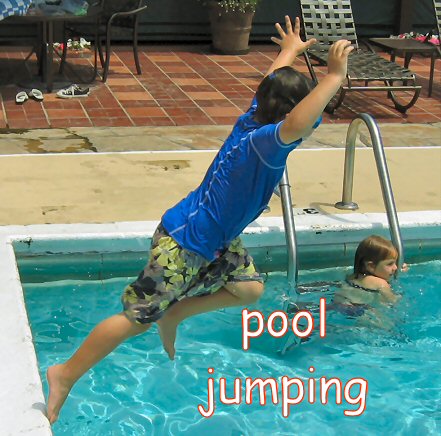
[{"left": 162, "top": 97, "right": 321, "bottom": 261}]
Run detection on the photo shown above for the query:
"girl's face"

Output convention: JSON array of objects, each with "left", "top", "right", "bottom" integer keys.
[{"left": 369, "top": 257, "right": 398, "bottom": 281}]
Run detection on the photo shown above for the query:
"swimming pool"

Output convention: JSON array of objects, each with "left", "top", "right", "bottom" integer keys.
[
  {"left": 2, "top": 212, "right": 440, "bottom": 434},
  {"left": 22, "top": 260, "right": 440, "bottom": 435}
]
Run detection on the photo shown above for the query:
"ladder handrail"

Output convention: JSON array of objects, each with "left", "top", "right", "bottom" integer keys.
[
  {"left": 279, "top": 169, "right": 301, "bottom": 354},
  {"left": 278, "top": 169, "right": 298, "bottom": 291},
  {"left": 335, "top": 113, "right": 404, "bottom": 270}
]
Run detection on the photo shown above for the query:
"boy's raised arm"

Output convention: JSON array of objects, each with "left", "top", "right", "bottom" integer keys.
[
  {"left": 279, "top": 39, "right": 353, "bottom": 144},
  {"left": 265, "top": 16, "right": 316, "bottom": 77}
]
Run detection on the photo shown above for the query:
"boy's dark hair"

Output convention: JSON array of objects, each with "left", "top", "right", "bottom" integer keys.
[
  {"left": 353, "top": 235, "right": 398, "bottom": 276},
  {"left": 254, "top": 66, "right": 314, "bottom": 124}
]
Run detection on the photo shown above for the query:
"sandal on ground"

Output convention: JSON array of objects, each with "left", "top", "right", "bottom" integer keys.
[
  {"left": 15, "top": 91, "right": 29, "bottom": 104},
  {"left": 56, "top": 84, "right": 89, "bottom": 99},
  {"left": 28, "top": 88, "right": 44, "bottom": 101}
]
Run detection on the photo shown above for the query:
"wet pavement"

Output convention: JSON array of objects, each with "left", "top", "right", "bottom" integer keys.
[{"left": 0, "top": 122, "right": 440, "bottom": 154}]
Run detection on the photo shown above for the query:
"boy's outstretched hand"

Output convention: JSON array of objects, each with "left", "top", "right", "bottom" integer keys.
[
  {"left": 265, "top": 16, "right": 316, "bottom": 76},
  {"left": 327, "top": 40, "right": 354, "bottom": 81},
  {"left": 271, "top": 15, "right": 316, "bottom": 56}
]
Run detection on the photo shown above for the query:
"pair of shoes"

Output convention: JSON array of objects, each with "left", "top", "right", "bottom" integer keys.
[
  {"left": 56, "top": 84, "right": 89, "bottom": 99},
  {"left": 15, "top": 89, "right": 44, "bottom": 104}
]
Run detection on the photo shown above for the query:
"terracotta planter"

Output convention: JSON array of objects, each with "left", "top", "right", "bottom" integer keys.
[{"left": 208, "top": 1, "right": 255, "bottom": 55}]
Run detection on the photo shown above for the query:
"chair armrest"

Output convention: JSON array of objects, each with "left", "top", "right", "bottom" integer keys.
[{"left": 108, "top": 6, "right": 148, "bottom": 23}]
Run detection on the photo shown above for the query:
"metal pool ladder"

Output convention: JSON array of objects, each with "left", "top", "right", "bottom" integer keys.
[
  {"left": 278, "top": 113, "right": 404, "bottom": 354},
  {"left": 334, "top": 113, "right": 404, "bottom": 268}
]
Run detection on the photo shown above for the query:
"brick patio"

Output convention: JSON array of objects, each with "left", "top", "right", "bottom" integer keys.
[{"left": 0, "top": 43, "right": 440, "bottom": 129}]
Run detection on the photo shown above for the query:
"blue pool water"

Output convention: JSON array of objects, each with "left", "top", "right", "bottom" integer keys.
[{"left": 23, "top": 261, "right": 441, "bottom": 435}]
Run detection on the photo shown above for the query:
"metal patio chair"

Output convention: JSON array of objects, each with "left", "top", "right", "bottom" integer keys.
[
  {"left": 60, "top": 0, "right": 148, "bottom": 82},
  {"left": 299, "top": 0, "right": 422, "bottom": 113}
]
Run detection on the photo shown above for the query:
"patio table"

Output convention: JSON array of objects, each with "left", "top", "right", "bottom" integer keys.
[
  {"left": 2, "top": 3, "right": 101, "bottom": 92},
  {"left": 369, "top": 37, "right": 440, "bottom": 97}
]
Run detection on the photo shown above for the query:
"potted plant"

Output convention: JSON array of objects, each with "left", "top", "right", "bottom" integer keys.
[{"left": 205, "top": 0, "right": 261, "bottom": 54}]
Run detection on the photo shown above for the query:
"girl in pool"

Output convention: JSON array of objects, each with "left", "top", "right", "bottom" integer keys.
[
  {"left": 333, "top": 235, "right": 408, "bottom": 324},
  {"left": 46, "top": 16, "right": 354, "bottom": 424}
]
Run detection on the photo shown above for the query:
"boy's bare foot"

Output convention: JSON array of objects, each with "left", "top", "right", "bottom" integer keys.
[
  {"left": 156, "top": 317, "right": 178, "bottom": 360},
  {"left": 46, "top": 364, "right": 73, "bottom": 424}
]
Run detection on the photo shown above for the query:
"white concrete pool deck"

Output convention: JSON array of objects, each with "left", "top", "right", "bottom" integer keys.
[
  {"left": 0, "top": 121, "right": 440, "bottom": 435},
  {"left": 0, "top": 122, "right": 440, "bottom": 224}
]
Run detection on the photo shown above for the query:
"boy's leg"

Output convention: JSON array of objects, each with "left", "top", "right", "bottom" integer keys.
[
  {"left": 47, "top": 313, "right": 150, "bottom": 424},
  {"left": 157, "top": 280, "right": 264, "bottom": 360}
]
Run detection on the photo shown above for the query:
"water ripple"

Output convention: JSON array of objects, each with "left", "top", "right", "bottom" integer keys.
[{"left": 24, "top": 261, "right": 441, "bottom": 435}]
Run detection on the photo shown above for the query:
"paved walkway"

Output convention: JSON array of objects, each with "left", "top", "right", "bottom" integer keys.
[{"left": 1, "top": 122, "right": 440, "bottom": 226}]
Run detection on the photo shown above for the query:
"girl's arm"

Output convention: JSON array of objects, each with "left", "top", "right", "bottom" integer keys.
[
  {"left": 363, "top": 276, "right": 399, "bottom": 304},
  {"left": 264, "top": 16, "right": 316, "bottom": 77},
  {"left": 279, "top": 40, "right": 353, "bottom": 144},
  {"left": 377, "top": 284, "right": 399, "bottom": 304}
]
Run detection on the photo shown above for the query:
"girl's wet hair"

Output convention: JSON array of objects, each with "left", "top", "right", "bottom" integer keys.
[
  {"left": 254, "top": 66, "right": 314, "bottom": 124},
  {"left": 354, "top": 235, "right": 398, "bottom": 275}
]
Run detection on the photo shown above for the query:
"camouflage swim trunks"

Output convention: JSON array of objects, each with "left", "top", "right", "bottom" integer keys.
[{"left": 121, "top": 223, "right": 263, "bottom": 324}]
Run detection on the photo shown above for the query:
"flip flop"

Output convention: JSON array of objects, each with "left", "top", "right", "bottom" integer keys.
[
  {"left": 15, "top": 91, "right": 29, "bottom": 104},
  {"left": 28, "top": 88, "right": 44, "bottom": 101}
]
